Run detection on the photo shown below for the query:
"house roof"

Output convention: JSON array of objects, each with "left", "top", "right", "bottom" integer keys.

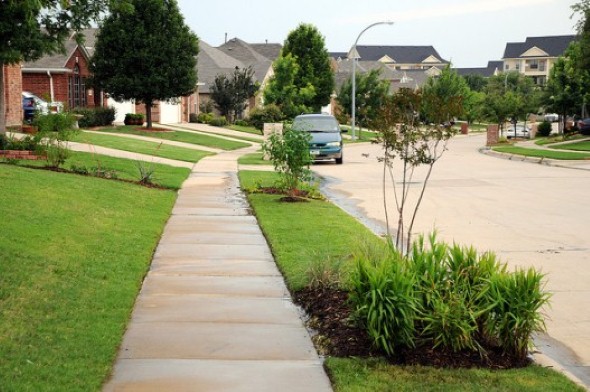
[
  {"left": 197, "top": 38, "right": 280, "bottom": 93},
  {"left": 354, "top": 45, "right": 449, "bottom": 64},
  {"left": 22, "top": 28, "right": 97, "bottom": 72},
  {"left": 502, "top": 35, "right": 576, "bottom": 59},
  {"left": 455, "top": 61, "right": 502, "bottom": 77}
]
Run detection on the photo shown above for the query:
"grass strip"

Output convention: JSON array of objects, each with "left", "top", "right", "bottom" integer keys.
[
  {"left": 0, "top": 165, "right": 177, "bottom": 391},
  {"left": 238, "top": 169, "right": 583, "bottom": 392},
  {"left": 549, "top": 141, "right": 590, "bottom": 152},
  {"left": 8, "top": 151, "right": 191, "bottom": 190},
  {"left": 492, "top": 145, "right": 590, "bottom": 160},
  {"left": 238, "top": 151, "right": 271, "bottom": 165},
  {"left": 93, "top": 125, "right": 250, "bottom": 150},
  {"left": 326, "top": 357, "right": 583, "bottom": 392},
  {"left": 72, "top": 132, "right": 214, "bottom": 163}
]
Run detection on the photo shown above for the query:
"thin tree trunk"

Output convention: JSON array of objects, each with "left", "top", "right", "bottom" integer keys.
[
  {"left": 145, "top": 101, "right": 153, "bottom": 129},
  {"left": 0, "top": 61, "right": 6, "bottom": 136},
  {"left": 383, "top": 155, "right": 391, "bottom": 240}
]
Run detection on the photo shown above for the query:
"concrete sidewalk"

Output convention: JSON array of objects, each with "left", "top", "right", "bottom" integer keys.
[{"left": 103, "top": 145, "right": 331, "bottom": 391}]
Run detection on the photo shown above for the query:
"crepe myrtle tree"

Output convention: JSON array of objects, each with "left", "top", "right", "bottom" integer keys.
[
  {"left": 91, "top": 0, "right": 198, "bottom": 129},
  {"left": 368, "top": 87, "right": 462, "bottom": 252},
  {"left": 0, "top": 0, "right": 130, "bottom": 134},
  {"left": 210, "top": 66, "right": 259, "bottom": 123}
]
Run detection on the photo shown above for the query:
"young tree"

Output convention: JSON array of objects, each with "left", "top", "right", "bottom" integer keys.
[
  {"left": 0, "top": 0, "right": 127, "bottom": 134},
  {"left": 211, "top": 66, "right": 259, "bottom": 122},
  {"left": 421, "top": 66, "right": 467, "bottom": 124},
  {"left": 337, "top": 69, "right": 389, "bottom": 136},
  {"left": 368, "top": 87, "right": 462, "bottom": 252},
  {"left": 264, "top": 54, "right": 315, "bottom": 118},
  {"left": 91, "top": 0, "right": 198, "bottom": 129},
  {"left": 462, "top": 74, "right": 488, "bottom": 92},
  {"left": 267, "top": 23, "right": 334, "bottom": 114}
]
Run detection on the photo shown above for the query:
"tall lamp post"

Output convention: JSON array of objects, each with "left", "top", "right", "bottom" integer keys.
[{"left": 348, "top": 21, "right": 394, "bottom": 141}]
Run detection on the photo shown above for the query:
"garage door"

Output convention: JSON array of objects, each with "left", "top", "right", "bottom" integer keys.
[
  {"left": 107, "top": 98, "right": 135, "bottom": 123},
  {"left": 159, "top": 100, "right": 181, "bottom": 124}
]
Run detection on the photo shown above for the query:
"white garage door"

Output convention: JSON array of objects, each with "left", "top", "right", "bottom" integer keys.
[
  {"left": 107, "top": 98, "right": 135, "bottom": 124},
  {"left": 159, "top": 100, "right": 181, "bottom": 124}
]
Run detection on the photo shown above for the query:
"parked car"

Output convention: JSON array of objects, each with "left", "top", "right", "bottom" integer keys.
[
  {"left": 291, "top": 114, "right": 344, "bottom": 164},
  {"left": 505, "top": 124, "right": 531, "bottom": 139},
  {"left": 578, "top": 118, "right": 590, "bottom": 135},
  {"left": 22, "top": 92, "right": 49, "bottom": 121},
  {"left": 544, "top": 113, "right": 559, "bottom": 122}
]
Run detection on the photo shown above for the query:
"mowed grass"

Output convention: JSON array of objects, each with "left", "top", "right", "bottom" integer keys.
[
  {"left": 0, "top": 165, "right": 177, "bottom": 391},
  {"left": 93, "top": 125, "right": 250, "bottom": 150},
  {"left": 238, "top": 151, "right": 271, "bottom": 165},
  {"left": 550, "top": 141, "right": 590, "bottom": 152},
  {"left": 238, "top": 169, "right": 583, "bottom": 391},
  {"left": 10, "top": 151, "right": 191, "bottom": 190},
  {"left": 492, "top": 145, "right": 590, "bottom": 160},
  {"left": 72, "top": 131, "right": 214, "bottom": 162},
  {"left": 239, "top": 170, "right": 383, "bottom": 291},
  {"left": 326, "top": 358, "right": 583, "bottom": 392}
]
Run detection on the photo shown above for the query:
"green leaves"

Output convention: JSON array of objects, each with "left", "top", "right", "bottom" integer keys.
[{"left": 349, "top": 234, "right": 550, "bottom": 360}]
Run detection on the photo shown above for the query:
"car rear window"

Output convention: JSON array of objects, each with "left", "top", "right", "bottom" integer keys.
[{"left": 292, "top": 117, "right": 340, "bottom": 132}]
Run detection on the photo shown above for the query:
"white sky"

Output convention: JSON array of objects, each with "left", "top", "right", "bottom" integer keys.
[{"left": 176, "top": 0, "right": 581, "bottom": 68}]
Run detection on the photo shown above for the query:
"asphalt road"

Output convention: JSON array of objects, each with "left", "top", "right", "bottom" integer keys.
[{"left": 312, "top": 133, "right": 590, "bottom": 385}]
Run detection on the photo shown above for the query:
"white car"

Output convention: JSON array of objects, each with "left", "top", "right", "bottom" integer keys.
[
  {"left": 505, "top": 124, "right": 530, "bottom": 139},
  {"left": 544, "top": 113, "right": 559, "bottom": 122}
]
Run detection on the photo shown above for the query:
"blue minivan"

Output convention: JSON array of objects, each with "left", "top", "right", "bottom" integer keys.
[{"left": 291, "top": 114, "right": 344, "bottom": 164}]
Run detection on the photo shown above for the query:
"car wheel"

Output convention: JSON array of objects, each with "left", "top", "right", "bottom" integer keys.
[{"left": 335, "top": 155, "right": 343, "bottom": 165}]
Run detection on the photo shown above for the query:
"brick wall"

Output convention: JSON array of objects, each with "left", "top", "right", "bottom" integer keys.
[{"left": 3, "top": 64, "right": 23, "bottom": 127}]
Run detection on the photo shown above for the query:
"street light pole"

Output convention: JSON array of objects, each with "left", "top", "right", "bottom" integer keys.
[{"left": 349, "top": 21, "right": 393, "bottom": 141}]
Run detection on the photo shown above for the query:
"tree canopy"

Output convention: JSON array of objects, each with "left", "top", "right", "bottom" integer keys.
[
  {"left": 1, "top": 0, "right": 127, "bottom": 133},
  {"left": 210, "top": 66, "right": 258, "bottom": 122},
  {"left": 265, "top": 23, "right": 334, "bottom": 116},
  {"left": 91, "top": 0, "right": 198, "bottom": 128}
]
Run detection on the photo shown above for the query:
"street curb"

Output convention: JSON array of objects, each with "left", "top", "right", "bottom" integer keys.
[{"left": 479, "top": 147, "right": 590, "bottom": 171}]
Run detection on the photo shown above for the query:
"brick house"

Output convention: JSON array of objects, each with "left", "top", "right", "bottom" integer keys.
[{"left": 22, "top": 29, "right": 100, "bottom": 109}]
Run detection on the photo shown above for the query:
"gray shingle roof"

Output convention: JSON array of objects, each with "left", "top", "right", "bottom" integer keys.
[
  {"left": 454, "top": 61, "right": 502, "bottom": 77},
  {"left": 502, "top": 35, "right": 576, "bottom": 59},
  {"left": 354, "top": 45, "right": 449, "bottom": 64},
  {"left": 197, "top": 41, "right": 245, "bottom": 92},
  {"left": 23, "top": 28, "right": 97, "bottom": 71}
]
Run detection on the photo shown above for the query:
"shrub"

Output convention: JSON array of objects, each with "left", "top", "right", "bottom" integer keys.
[
  {"left": 348, "top": 234, "right": 550, "bottom": 359},
  {"left": 199, "top": 100, "right": 214, "bottom": 114},
  {"left": 34, "top": 112, "right": 76, "bottom": 134},
  {"left": 197, "top": 112, "right": 214, "bottom": 124},
  {"left": 209, "top": 116, "right": 228, "bottom": 127},
  {"left": 189, "top": 113, "right": 198, "bottom": 123},
  {"left": 537, "top": 121, "right": 552, "bottom": 137},
  {"left": 124, "top": 113, "right": 144, "bottom": 126},
  {"left": 72, "top": 107, "right": 116, "bottom": 128},
  {"left": 262, "top": 127, "right": 313, "bottom": 195},
  {"left": 247, "top": 104, "right": 284, "bottom": 130},
  {"left": 234, "top": 119, "right": 249, "bottom": 127}
]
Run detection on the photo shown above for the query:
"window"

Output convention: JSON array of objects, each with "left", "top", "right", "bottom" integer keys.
[
  {"left": 68, "top": 65, "right": 87, "bottom": 108},
  {"left": 505, "top": 64, "right": 509, "bottom": 70},
  {"left": 528, "top": 59, "right": 539, "bottom": 70}
]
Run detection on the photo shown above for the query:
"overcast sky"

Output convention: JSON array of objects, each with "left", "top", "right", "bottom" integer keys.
[{"left": 176, "top": 0, "right": 581, "bottom": 68}]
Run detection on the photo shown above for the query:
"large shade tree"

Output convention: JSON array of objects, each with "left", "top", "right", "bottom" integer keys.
[
  {"left": 91, "top": 0, "right": 198, "bottom": 128},
  {"left": 265, "top": 23, "right": 334, "bottom": 115},
  {"left": 0, "top": 0, "right": 127, "bottom": 134}
]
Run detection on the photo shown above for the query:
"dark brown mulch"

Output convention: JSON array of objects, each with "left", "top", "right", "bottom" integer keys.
[{"left": 293, "top": 286, "right": 531, "bottom": 369}]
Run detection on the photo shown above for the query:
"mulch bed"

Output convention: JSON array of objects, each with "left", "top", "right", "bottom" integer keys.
[{"left": 293, "top": 286, "right": 530, "bottom": 369}]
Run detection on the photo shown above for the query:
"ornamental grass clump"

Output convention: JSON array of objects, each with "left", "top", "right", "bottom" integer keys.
[{"left": 349, "top": 234, "right": 550, "bottom": 362}]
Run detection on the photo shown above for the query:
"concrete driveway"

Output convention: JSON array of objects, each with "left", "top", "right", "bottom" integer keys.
[{"left": 312, "top": 133, "right": 590, "bottom": 385}]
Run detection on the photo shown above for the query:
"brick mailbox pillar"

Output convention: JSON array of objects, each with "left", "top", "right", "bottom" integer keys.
[
  {"left": 262, "top": 123, "right": 284, "bottom": 160},
  {"left": 460, "top": 123, "right": 468, "bottom": 135},
  {"left": 486, "top": 124, "right": 499, "bottom": 146}
]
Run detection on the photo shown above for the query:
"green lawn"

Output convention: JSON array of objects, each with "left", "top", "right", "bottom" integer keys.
[
  {"left": 93, "top": 125, "right": 250, "bottom": 150},
  {"left": 492, "top": 145, "right": 590, "bottom": 160},
  {"left": 228, "top": 124, "right": 263, "bottom": 136},
  {"left": 0, "top": 165, "right": 178, "bottom": 391},
  {"left": 238, "top": 170, "right": 583, "bottom": 392},
  {"left": 550, "top": 141, "right": 590, "bottom": 152},
  {"left": 237, "top": 151, "right": 271, "bottom": 165},
  {"left": 72, "top": 131, "right": 214, "bottom": 163},
  {"left": 10, "top": 151, "right": 191, "bottom": 190},
  {"left": 326, "top": 358, "right": 582, "bottom": 392}
]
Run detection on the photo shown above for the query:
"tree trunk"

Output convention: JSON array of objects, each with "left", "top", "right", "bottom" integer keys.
[
  {"left": 145, "top": 100, "right": 153, "bottom": 129},
  {"left": 0, "top": 61, "right": 6, "bottom": 136}
]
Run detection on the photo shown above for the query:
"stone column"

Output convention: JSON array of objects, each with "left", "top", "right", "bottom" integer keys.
[
  {"left": 460, "top": 123, "right": 468, "bottom": 135},
  {"left": 486, "top": 124, "right": 499, "bottom": 146},
  {"left": 263, "top": 123, "right": 284, "bottom": 160}
]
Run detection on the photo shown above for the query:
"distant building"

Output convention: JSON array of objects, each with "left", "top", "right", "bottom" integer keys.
[
  {"left": 502, "top": 35, "right": 576, "bottom": 85},
  {"left": 352, "top": 45, "right": 449, "bottom": 72},
  {"left": 455, "top": 61, "right": 503, "bottom": 78}
]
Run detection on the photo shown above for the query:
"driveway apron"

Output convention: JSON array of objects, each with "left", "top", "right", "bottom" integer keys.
[{"left": 103, "top": 146, "right": 332, "bottom": 391}]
